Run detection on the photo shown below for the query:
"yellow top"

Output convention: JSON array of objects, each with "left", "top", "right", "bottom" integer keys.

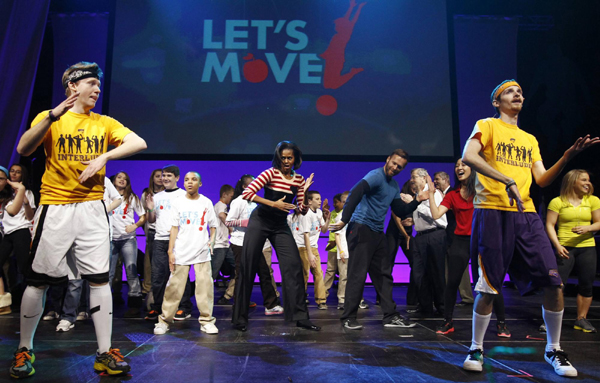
[
  {"left": 32, "top": 110, "right": 132, "bottom": 205},
  {"left": 548, "top": 195, "right": 600, "bottom": 248},
  {"left": 469, "top": 118, "right": 542, "bottom": 212}
]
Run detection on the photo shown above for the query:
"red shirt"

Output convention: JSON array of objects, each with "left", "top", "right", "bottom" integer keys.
[{"left": 440, "top": 189, "right": 474, "bottom": 236}]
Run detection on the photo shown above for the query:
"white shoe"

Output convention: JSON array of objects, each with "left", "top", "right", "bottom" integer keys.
[
  {"left": 76, "top": 312, "right": 89, "bottom": 321},
  {"left": 201, "top": 323, "right": 219, "bottom": 334},
  {"left": 0, "top": 292, "right": 12, "bottom": 308},
  {"left": 56, "top": 319, "right": 74, "bottom": 332},
  {"left": 42, "top": 311, "right": 59, "bottom": 321},
  {"left": 154, "top": 322, "right": 169, "bottom": 335},
  {"left": 463, "top": 348, "right": 484, "bottom": 372},
  {"left": 545, "top": 349, "right": 577, "bottom": 377},
  {"left": 265, "top": 305, "right": 284, "bottom": 316}
]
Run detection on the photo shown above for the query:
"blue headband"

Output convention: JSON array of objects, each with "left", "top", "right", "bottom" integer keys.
[
  {"left": 0, "top": 166, "right": 8, "bottom": 178},
  {"left": 490, "top": 79, "right": 521, "bottom": 104}
]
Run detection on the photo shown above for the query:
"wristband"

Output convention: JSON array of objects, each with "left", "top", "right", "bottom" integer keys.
[
  {"left": 505, "top": 180, "right": 516, "bottom": 191},
  {"left": 146, "top": 208, "right": 154, "bottom": 213},
  {"left": 48, "top": 110, "right": 60, "bottom": 122}
]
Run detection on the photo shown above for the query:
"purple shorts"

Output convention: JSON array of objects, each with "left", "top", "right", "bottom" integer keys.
[{"left": 470, "top": 209, "right": 561, "bottom": 294}]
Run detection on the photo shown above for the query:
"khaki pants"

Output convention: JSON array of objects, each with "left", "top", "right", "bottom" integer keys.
[
  {"left": 224, "top": 246, "right": 278, "bottom": 299},
  {"left": 159, "top": 261, "right": 215, "bottom": 325},
  {"left": 324, "top": 251, "right": 348, "bottom": 304},
  {"left": 298, "top": 247, "right": 326, "bottom": 304}
]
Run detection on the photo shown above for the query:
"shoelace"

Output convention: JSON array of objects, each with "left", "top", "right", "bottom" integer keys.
[
  {"left": 551, "top": 350, "right": 570, "bottom": 366},
  {"left": 468, "top": 349, "right": 483, "bottom": 360},
  {"left": 108, "top": 349, "right": 125, "bottom": 363},
  {"left": 14, "top": 351, "right": 32, "bottom": 368}
]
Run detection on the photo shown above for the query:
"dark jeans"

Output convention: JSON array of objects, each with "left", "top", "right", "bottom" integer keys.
[
  {"left": 230, "top": 244, "right": 279, "bottom": 309},
  {"left": 341, "top": 222, "right": 399, "bottom": 323},
  {"left": 233, "top": 209, "right": 307, "bottom": 325},
  {"left": 412, "top": 228, "right": 446, "bottom": 314},
  {"left": 150, "top": 239, "right": 192, "bottom": 313},
  {"left": 211, "top": 247, "right": 236, "bottom": 280}
]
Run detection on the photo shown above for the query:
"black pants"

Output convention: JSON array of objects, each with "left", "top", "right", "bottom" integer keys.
[
  {"left": 412, "top": 229, "right": 446, "bottom": 314},
  {"left": 233, "top": 209, "right": 308, "bottom": 325},
  {"left": 0, "top": 228, "right": 33, "bottom": 293},
  {"left": 341, "top": 222, "right": 399, "bottom": 323},
  {"left": 384, "top": 226, "right": 417, "bottom": 305},
  {"left": 557, "top": 246, "right": 596, "bottom": 297},
  {"left": 230, "top": 244, "right": 279, "bottom": 309},
  {"left": 444, "top": 235, "right": 471, "bottom": 321}
]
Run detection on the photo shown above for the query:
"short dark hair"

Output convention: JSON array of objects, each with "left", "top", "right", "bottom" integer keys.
[
  {"left": 220, "top": 184, "right": 234, "bottom": 197},
  {"left": 306, "top": 190, "right": 320, "bottom": 201},
  {"left": 272, "top": 141, "right": 302, "bottom": 171},
  {"left": 333, "top": 193, "right": 342, "bottom": 203},
  {"left": 162, "top": 164, "right": 180, "bottom": 177},
  {"left": 389, "top": 149, "right": 409, "bottom": 161}
]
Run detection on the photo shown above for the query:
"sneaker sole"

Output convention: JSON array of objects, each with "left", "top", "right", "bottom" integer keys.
[
  {"left": 497, "top": 333, "right": 511, "bottom": 338},
  {"left": 10, "top": 368, "right": 35, "bottom": 379},
  {"left": 436, "top": 327, "right": 454, "bottom": 335},
  {"left": 384, "top": 323, "right": 416, "bottom": 328},
  {"left": 56, "top": 326, "right": 74, "bottom": 332},
  {"left": 462, "top": 362, "right": 483, "bottom": 372},
  {"left": 200, "top": 327, "right": 219, "bottom": 335},
  {"left": 93, "top": 362, "right": 130, "bottom": 375},
  {"left": 173, "top": 315, "right": 191, "bottom": 321},
  {"left": 544, "top": 355, "right": 578, "bottom": 377},
  {"left": 574, "top": 325, "right": 596, "bottom": 333},
  {"left": 265, "top": 311, "right": 284, "bottom": 316},
  {"left": 344, "top": 325, "right": 363, "bottom": 330}
]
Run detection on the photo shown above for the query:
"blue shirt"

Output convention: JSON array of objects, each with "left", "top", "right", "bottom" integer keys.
[{"left": 350, "top": 167, "right": 400, "bottom": 232}]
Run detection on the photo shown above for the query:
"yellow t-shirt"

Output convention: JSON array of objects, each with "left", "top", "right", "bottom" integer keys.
[
  {"left": 547, "top": 195, "right": 600, "bottom": 248},
  {"left": 328, "top": 209, "right": 340, "bottom": 252},
  {"left": 31, "top": 110, "right": 133, "bottom": 205},
  {"left": 469, "top": 118, "right": 542, "bottom": 212}
]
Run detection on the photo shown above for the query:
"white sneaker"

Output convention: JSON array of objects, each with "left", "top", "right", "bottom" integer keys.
[
  {"left": 76, "top": 312, "right": 89, "bottom": 321},
  {"left": 154, "top": 322, "right": 169, "bottom": 335},
  {"left": 42, "top": 311, "right": 59, "bottom": 321},
  {"left": 463, "top": 348, "right": 484, "bottom": 372},
  {"left": 201, "top": 323, "right": 219, "bottom": 334},
  {"left": 56, "top": 319, "right": 74, "bottom": 332},
  {"left": 265, "top": 305, "right": 284, "bottom": 316},
  {"left": 545, "top": 349, "right": 577, "bottom": 377}
]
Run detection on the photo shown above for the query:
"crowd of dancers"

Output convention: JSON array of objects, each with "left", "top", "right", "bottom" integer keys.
[{"left": 0, "top": 63, "right": 598, "bottom": 379}]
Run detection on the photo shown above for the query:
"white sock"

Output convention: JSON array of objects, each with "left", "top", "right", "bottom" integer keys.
[
  {"left": 470, "top": 312, "right": 492, "bottom": 351},
  {"left": 542, "top": 307, "right": 563, "bottom": 352},
  {"left": 89, "top": 284, "right": 113, "bottom": 354},
  {"left": 19, "top": 286, "right": 48, "bottom": 350}
]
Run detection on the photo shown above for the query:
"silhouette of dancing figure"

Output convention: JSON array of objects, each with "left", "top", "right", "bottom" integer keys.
[
  {"left": 56, "top": 134, "right": 66, "bottom": 153},
  {"left": 320, "top": 0, "right": 366, "bottom": 90}
]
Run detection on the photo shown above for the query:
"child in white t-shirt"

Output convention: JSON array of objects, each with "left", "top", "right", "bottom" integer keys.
[
  {"left": 297, "top": 191, "right": 330, "bottom": 309},
  {"left": 154, "top": 172, "right": 219, "bottom": 335}
]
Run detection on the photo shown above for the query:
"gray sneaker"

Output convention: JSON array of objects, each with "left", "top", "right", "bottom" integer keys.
[
  {"left": 342, "top": 318, "right": 363, "bottom": 330},
  {"left": 384, "top": 315, "right": 416, "bottom": 328},
  {"left": 574, "top": 318, "right": 596, "bottom": 333},
  {"left": 359, "top": 300, "right": 369, "bottom": 309}
]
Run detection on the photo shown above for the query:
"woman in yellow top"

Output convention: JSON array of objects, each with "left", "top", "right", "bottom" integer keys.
[{"left": 546, "top": 169, "right": 600, "bottom": 333}]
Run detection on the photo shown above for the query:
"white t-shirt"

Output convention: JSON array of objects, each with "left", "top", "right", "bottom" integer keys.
[
  {"left": 299, "top": 208, "right": 324, "bottom": 248},
  {"left": 287, "top": 214, "right": 304, "bottom": 247},
  {"left": 103, "top": 177, "right": 121, "bottom": 239},
  {"left": 334, "top": 213, "right": 349, "bottom": 260},
  {"left": 171, "top": 194, "right": 218, "bottom": 265},
  {"left": 227, "top": 195, "right": 271, "bottom": 250},
  {"left": 214, "top": 201, "right": 230, "bottom": 249},
  {"left": 413, "top": 184, "right": 447, "bottom": 232},
  {"left": 154, "top": 188, "right": 186, "bottom": 240},
  {"left": 2, "top": 190, "right": 36, "bottom": 235},
  {"left": 111, "top": 196, "right": 145, "bottom": 241}
]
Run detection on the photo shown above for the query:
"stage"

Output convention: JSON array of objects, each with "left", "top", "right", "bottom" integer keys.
[{"left": 0, "top": 284, "right": 598, "bottom": 383}]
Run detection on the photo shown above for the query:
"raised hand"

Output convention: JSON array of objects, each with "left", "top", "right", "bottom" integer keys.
[
  {"left": 52, "top": 92, "right": 80, "bottom": 119},
  {"left": 145, "top": 193, "right": 155, "bottom": 210},
  {"left": 564, "top": 134, "right": 600, "bottom": 160},
  {"left": 426, "top": 175, "right": 435, "bottom": 191},
  {"left": 7, "top": 179, "right": 25, "bottom": 193},
  {"left": 322, "top": 198, "right": 330, "bottom": 212},
  {"left": 400, "top": 193, "right": 414, "bottom": 204},
  {"left": 304, "top": 173, "right": 315, "bottom": 193},
  {"left": 272, "top": 196, "right": 296, "bottom": 213}
]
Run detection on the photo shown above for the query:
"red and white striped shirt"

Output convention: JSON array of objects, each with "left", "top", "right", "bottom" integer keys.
[{"left": 242, "top": 168, "right": 306, "bottom": 211}]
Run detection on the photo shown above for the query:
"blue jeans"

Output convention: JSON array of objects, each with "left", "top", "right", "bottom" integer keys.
[
  {"left": 150, "top": 239, "right": 192, "bottom": 313},
  {"left": 211, "top": 247, "right": 236, "bottom": 280},
  {"left": 60, "top": 279, "right": 89, "bottom": 323},
  {"left": 110, "top": 237, "right": 142, "bottom": 297}
]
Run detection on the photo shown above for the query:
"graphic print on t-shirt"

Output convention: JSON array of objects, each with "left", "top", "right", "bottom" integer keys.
[{"left": 494, "top": 139, "right": 533, "bottom": 168}]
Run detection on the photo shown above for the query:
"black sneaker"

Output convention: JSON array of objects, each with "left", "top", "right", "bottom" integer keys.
[
  {"left": 496, "top": 322, "right": 511, "bottom": 338},
  {"left": 384, "top": 315, "right": 416, "bottom": 328},
  {"left": 359, "top": 300, "right": 369, "bottom": 309},
  {"left": 216, "top": 296, "right": 232, "bottom": 305},
  {"left": 145, "top": 310, "right": 159, "bottom": 321},
  {"left": 9, "top": 347, "right": 35, "bottom": 378},
  {"left": 174, "top": 310, "right": 191, "bottom": 321},
  {"left": 436, "top": 320, "right": 454, "bottom": 334},
  {"left": 342, "top": 318, "right": 363, "bottom": 330},
  {"left": 545, "top": 349, "right": 577, "bottom": 377},
  {"left": 93, "top": 348, "right": 131, "bottom": 375}
]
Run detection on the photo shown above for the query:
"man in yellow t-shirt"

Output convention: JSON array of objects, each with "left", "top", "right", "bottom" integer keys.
[
  {"left": 460, "top": 79, "right": 599, "bottom": 377},
  {"left": 10, "top": 62, "right": 147, "bottom": 379}
]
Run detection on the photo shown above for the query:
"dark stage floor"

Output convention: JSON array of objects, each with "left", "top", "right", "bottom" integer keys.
[{"left": 0, "top": 284, "right": 598, "bottom": 383}]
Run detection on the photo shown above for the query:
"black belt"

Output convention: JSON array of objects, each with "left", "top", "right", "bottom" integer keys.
[{"left": 416, "top": 227, "right": 445, "bottom": 236}]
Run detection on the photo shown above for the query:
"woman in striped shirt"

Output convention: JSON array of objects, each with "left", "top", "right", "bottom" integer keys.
[{"left": 232, "top": 141, "right": 320, "bottom": 331}]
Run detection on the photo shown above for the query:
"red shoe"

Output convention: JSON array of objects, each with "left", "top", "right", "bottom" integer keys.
[{"left": 436, "top": 320, "right": 454, "bottom": 334}]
